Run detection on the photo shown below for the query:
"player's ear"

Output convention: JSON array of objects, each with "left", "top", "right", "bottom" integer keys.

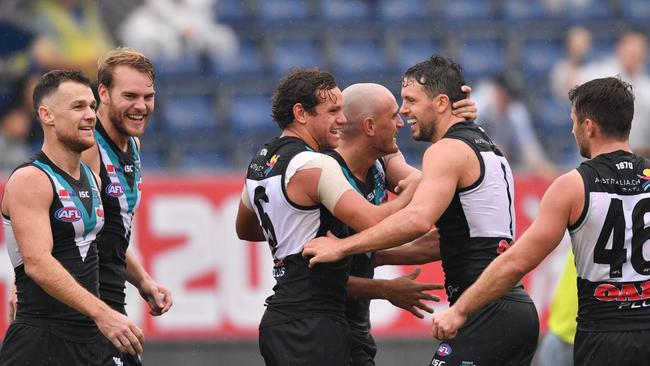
[
  {"left": 38, "top": 105, "right": 54, "bottom": 126},
  {"left": 363, "top": 116, "right": 376, "bottom": 136},
  {"left": 98, "top": 83, "right": 110, "bottom": 104},
  {"left": 436, "top": 94, "right": 450, "bottom": 113},
  {"left": 293, "top": 103, "right": 308, "bottom": 125}
]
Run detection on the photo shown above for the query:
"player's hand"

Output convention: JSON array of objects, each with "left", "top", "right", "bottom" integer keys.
[
  {"left": 384, "top": 268, "right": 443, "bottom": 318},
  {"left": 138, "top": 280, "right": 173, "bottom": 316},
  {"left": 8, "top": 284, "right": 17, "bottom": 323},
  {"left": 394, "top": 171, "right": 421, "bottom": 194},
  {"left": 303, "top": 231, "right": 345, "bottom": 267},
  {"left": 95, "top": 309, "right": 145, "bottom": 356},
  {"left": 451, "top": 85, "right": 477, "bottom": 121},
  {"left": 431, "top": 306, "right": 467, "bottom": 340}
]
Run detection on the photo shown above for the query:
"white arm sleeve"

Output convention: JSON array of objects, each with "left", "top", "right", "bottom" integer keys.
[
  {"left": 241, "top": 185, "right": 253, "bottom": 210},
  {"left": 286, "top": 152, "right": 354, "bottom": 213}
]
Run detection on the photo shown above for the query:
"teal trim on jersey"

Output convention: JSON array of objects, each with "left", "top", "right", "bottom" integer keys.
[
  {"left": 370, "top": 165, "right": 386, "bottom": 205},
  {"left": 340, "top": 166, "right": 362, "bottom": 194},
  {"left": 95, "top": 131, "right": 140, "bottom": 212},
  {"left": 33, "top": 160, "right": 99, "bottom": 239}
]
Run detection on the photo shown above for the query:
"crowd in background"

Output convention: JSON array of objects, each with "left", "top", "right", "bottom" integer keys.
[{"left": 0, "top": 0, "right": 648, "bottom": 175}]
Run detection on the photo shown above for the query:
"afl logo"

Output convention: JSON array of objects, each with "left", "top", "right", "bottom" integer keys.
[
  {"left": 436, "top": 343, "right": 453, "bottom": 357},
  {"left": 106, "top": 183, "right": 124, "bottom": 197},
  {"left": 55, "top": 207, "right": 82, "bottom": 222}
]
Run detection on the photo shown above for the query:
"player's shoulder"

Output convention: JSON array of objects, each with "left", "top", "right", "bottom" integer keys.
[
  {"left": 425, "top": 138, "right": 474, "bottom": 162},
  {"left": 4, "top": 165, "right": 53, "bottom": 204}
]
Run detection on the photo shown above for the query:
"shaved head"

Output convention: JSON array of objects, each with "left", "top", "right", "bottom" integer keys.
[{"left": 341, "top": 83, "right": 395, "bottom": 138}]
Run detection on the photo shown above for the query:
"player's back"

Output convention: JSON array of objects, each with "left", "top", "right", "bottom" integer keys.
[
  {"left": 245, "top": 136, "right": 351, "bottom": 325},
  {"left": 570, "top": 150, "right": 650, "bottom": 332}
]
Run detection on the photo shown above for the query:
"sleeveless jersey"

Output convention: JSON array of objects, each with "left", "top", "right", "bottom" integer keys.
[
  {"left": 325, "top": 150, "right": 388, "bottom": 333},
  {"left": 3, "top": 151, "right": 104, "bottom": 340},
  {"left": 569, "top": 150, "right": 650, "bottom": 332},
  {"left": 94, "top": 120, "right": 142, "bottom": 312},
  {"left": 437, "top": 122, "right": 530, "bottom": 304},
  {"left": 245, "top": 136, "right": 351, "bottom": 326}
]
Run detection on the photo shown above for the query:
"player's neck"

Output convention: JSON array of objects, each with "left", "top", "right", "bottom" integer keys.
[
  {"left": 589, "top": 139, "right": 632, "bottom": 159},
  {"left": 433, "top": 115, "right": 465, "bottom": 143},
  {"left": 281, "top": 126, "right": 320, "bottom": 151},
  {"left": 336, "top": 142, "right": 375, "bottom": 181},
  {"left": 96, "top": 107, "right": 130, "bottom": 152},
  {"left": 42, "top": 140, "right": 82, "bottom": 179}
]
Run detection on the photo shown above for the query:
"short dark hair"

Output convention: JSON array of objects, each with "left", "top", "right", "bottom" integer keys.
[
  {"left": 98, "top": 47, "right": 155, "bottom": 89},
  {"left": 33, "top": 70, "right": 91, "bottom": 116},
  {"left": 271, "top": 68, "right": 338, "bottom": 129},
  {"left": 568, "top": 77, "right": 634, "bottom": 139},
  {"left": 403, "top": 54, "right": 466, "bottom": 103}
]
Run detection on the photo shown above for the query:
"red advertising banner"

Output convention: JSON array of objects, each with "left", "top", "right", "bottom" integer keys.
[{"left": 0, "top": 175, "right": 567, "bottom": 340}]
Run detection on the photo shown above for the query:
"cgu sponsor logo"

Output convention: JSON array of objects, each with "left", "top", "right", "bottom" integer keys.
[
  {"left": 106, "top": 183, "right": 125, "bottom": 197},
  {"left": 55, "top": 207, "right": 82, "bottom": 222},
  {"left": 594, "top": 281, "right": 650, "bottom": 309},
  {"left": 496, "top": 239, "right": 514, "bottom": 254}
]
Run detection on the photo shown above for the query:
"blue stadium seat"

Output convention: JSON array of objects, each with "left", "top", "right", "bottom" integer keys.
[
  {"left": 215, "top": 39, "right": 266, "bottom": 76},
  {"left": 270, "top": 39, "right": 325, "bottom": 75},
  {"left": 503, "top": 0, "right": 556, "bottom": 22},
  {"left": 163, "top": 94, "right": 218, "bottom": 134},
  {"left": 214, "top": 0, "right": 249, "bottom": 24},
  {"left": 377, "top": 0, "right": 433, "bottom": 22},
  {"left": 458, "top": 39, "right": 506, "bottom": 80},
  {"left": 155, "top": 54, "right": 204, "bottom": 79},
  {"left": 521, "top": 38, "right": 564, "bottom": 80},
  {"left": 535, "top": 97, "right": 577, "bottom": 166},
  {"left": 319, "top": 0, "right": 370, "bottom": 22},
  {"left": 587, "top": 38, "right": 614, "bottom": 63},
  {"left": 565, "top": 0, "right": 614, "bottom": 23},
  {"left": 395, "top": 38, "right": 443, "bottom": 71},
  {"left": 179, "top": 144, "right": 233, "bottom": 170},
  {"left": 622, "top": 0, "right": 650, "bottom": 25},
  {"left": 230, "top": 93, "right": 275, "bottom": 135},
  {"left": 331, "top": 37, "right": 387, "bottom": 75},
  {"left": 443, "top": 0, "right": 495, "bottom": 22},
  {"left": 257, "top": 0, "right": 310, "bottom": 24}
]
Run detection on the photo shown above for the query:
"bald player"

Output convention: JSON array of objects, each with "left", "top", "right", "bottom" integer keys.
[{"left": 332, "top": 83, "right": 477, "bottom": 366}]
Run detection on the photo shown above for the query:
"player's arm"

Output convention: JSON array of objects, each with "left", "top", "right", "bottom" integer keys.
[
  {"left": 347, "top": 268, "right": 442, "bottom": 318},
  {"left": 374, "top": 228, "right": 440, "bottom": 266},
  {"left": 235, "top": 186, "right": 265, "bottom": 241},
  {"left": 5, "top": 167, "right": 144, "bottom": 355},
  {"left": 431, "top": 170, "right": 582, "bottom": 340},
  {"left": 383, "top": 151, "right": 421, "bottom": 193},
  {"left": 125, "top": 249, "right": 173, "bottom": 316},
  {"left": 304, "top": 139, "right": 467, "bottom": 265},
  {"left": 288, "top": 155, "right": 418, "bottom": 233}
]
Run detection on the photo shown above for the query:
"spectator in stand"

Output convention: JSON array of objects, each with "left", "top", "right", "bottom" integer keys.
[
  {"left": 579, "top": 29, "right": 650, "bottom": 157},
  {"left": 474, "top": 75, "right": 557, "bottom": 179},
  {"left": 119, "top": 0, "right": 238, "bottom": 66},
  {"left": 550, "top": 26, "right": 593, "bottom": 102},
  {"left": 0, "top": 102, "right": 31, "bottom": 171}
]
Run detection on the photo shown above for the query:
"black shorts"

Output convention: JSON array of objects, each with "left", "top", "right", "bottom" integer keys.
[
  {"left": 574, "top": 329, "right": 650, "bottom": 366},
  {"left": 429, "top": 299, "right": 539, "bottom": 366},
  {"left": 259, "top": 317, "right": 350, "bottom": 366},
  {"left": 349, "top": 328, "right": 377, "bottom": 366},
  {"left": 0, "top": 322, "right": 117, "bottom": 366},
  {"left": 99, "top": 334, "right": 144, "bottom": 366}
]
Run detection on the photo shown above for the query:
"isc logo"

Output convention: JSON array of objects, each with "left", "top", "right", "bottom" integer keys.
[
  {"left": 55, "top": 207, "right": 82, "bottom": 222},
  {"left": 106, "top": 183, "right": 124, "bottom": 197}
]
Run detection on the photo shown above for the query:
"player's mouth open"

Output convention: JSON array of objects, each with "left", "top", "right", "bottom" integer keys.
[
  {"left": 406, "top": 118, "right": 417, "bottom": 126},
  {"left": 127, "top": 114, "right": 145, "bottom": 121}
]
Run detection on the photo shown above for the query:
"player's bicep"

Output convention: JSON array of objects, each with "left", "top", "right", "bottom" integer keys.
[
  {"left": 332, "top": 190, "right": 384, "bottom": 232},
  {"left": 384, "top": 151, "right": 420, "bottom": 192},
  {"left": 6, "top": 169, "right": 55, "bottom": 262},
  {"left": 236, "top": 196, "right": 265, "bottom": 241}
]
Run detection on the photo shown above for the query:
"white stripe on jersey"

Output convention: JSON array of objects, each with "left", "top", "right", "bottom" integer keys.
[
  {"left": 97, "top": 143, "right": 134, "bottom": 232},
  {"left": 4, "top": 216, "right": 22, "bottom": 268},
  {"left": 459, "top": 151, "right": 515, "bottom": 239},
  {"left": 570, "top": 191, "right": 650, "bottom": 283}
]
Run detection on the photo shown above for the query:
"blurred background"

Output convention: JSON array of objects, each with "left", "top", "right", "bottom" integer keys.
[{"left": 0, "top": 0, "right": 648, "bottom": 365}]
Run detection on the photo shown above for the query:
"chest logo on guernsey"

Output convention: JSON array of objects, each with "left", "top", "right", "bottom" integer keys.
[
  {"left": 106, "top": 182, "right": 125, "bottom": 197},
  {"left": 55, "top": 207, "right": 82, "bottom": 222}
]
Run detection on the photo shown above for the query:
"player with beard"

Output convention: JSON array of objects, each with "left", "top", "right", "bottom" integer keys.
[
  {"left": 331, "top": 82, "right": 477, "bottom": 366},
  {"left": 0, "top": 70, "right": 143, "bottom": 366},
  {"left": 304, "top": 55, "right": 539, "bottom": 365},
  {"left": 430, "top": 78, "right": 650, "bottom": 366},
  {"left": 80, "top": 48, "right": 172, "bottom": 365},
  {"left": 235, "top": 68, "right": 418, "bottom": 366}
]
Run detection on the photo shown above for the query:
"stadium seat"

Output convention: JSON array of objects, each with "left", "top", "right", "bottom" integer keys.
[
  {"left": 457, "top": 39, "right": 506, "bottom": 80},
  {"left": 319, "top": 0, "right": 370, "bottom": 22},
  {"left": 376, "top": 0, "right": 433, "bottom": 22},
  {"left": 229, "top": 93, "right": 275, "bottom": 136},
  {"left": 213, "top": 0, "right": 249, "bottom": 24},
  {"left": 178, "top": 143, "right": 233, "bottom": 170},
  {"left": 564, "top": 0, "right": 614, "bottom": 23},
  {"left": 622, "top": 0, "right": 650, "bottom": 26},
  {"left": 154, "top": 53, "right": 205, "bottom": 79},
  {"left": 331, "top": 37, "right": 387, "bottom": 75},
  {"left": 162, "top": 94, "right": 219, "bottom": 134},
  {"left": 270, "top": 38, "right": 325, "bottom": 75},
  {"left": 257, "top": 0, "right": 310, "bottom": 24},
  {"left": 520, "top": 38, "right": 564, "bottom": 80},
  {"left": 503, "top": 0, "right": 556, "bottom": 22},
  {"left": 442, "top": 0, "right": 495, "bottom": 22},
  {"left": 395, "top": 37, "right": 443, "bottom": 71},
  {"left": 214, "top": 39, "right": 266, "bottom": 76}
]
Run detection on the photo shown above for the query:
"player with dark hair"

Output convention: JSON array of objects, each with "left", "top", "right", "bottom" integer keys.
[
  {"left": 235, "top": 68, "right": 418, "bottom": 366},
  {"left": 430, "top": 77, "right": 650, "bottom": 366},
  {"left": 0, "top": 70, "right": 143, "bottom": 366},
  {"left": 304, "top": 55, "right": 539, "bottom": 365}
]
